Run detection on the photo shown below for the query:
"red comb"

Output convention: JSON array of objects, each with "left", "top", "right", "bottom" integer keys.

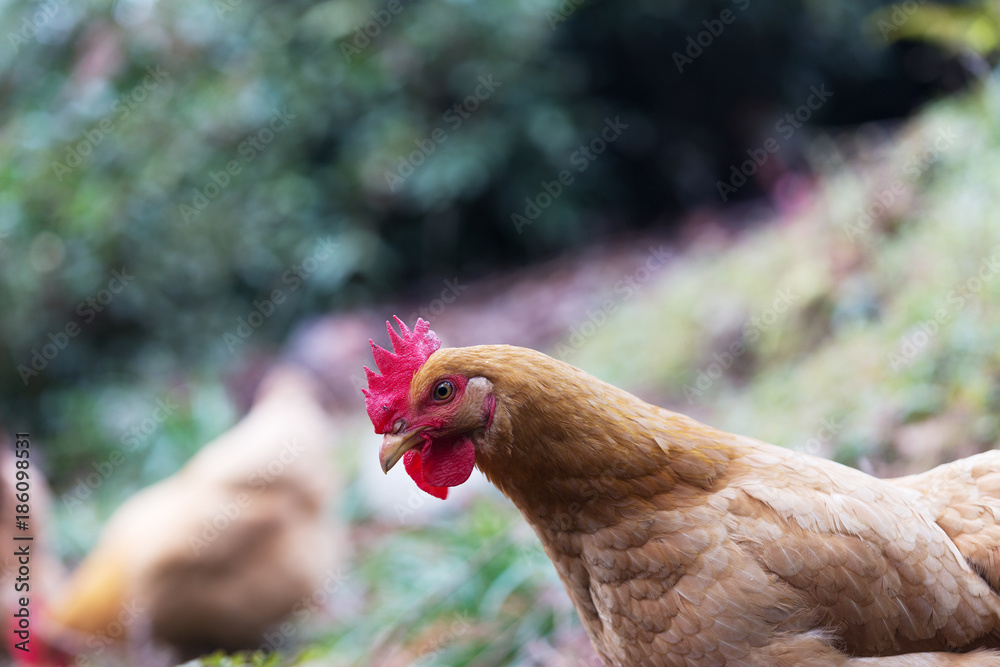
[{"left": 363, "top": 317, "right": 441, "bottom": 433}]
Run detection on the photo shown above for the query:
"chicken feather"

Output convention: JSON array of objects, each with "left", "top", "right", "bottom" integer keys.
[
  {"left": 370, "top": 339, "right": 1000, "bottom": 666},
  {"left": 49, "top": 365, "right": 343, "bottom": 658}
]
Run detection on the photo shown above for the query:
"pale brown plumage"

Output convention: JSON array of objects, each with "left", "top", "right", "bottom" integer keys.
[
  {"left": 49, "top": 366, "right": 343, "bottom": 658},
  {"left": 391, "top": 344, "right": 1000, "bottom": 666}
]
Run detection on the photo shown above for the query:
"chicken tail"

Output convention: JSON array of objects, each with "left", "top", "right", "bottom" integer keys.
[{"left": 47, "top": 547, "right": 129, "bottom": 639}]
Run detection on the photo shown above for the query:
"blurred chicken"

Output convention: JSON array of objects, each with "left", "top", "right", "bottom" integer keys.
[{"left": 48, "top": 365, "right": 344, "bottom": 660}]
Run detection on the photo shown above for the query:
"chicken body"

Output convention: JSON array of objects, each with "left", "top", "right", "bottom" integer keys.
[
  {"left": 380, "top": 343, "right": 1000, "bottom": 666},
  {"left": 49, "top": 366, "right": 343, "bottom": 658}
]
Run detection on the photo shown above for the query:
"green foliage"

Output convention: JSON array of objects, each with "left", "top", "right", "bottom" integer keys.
[
  {"left": 1, "top": 0, "right": 974, "bottom": 479},
  {"left": 318, "top": 500, "right": 570, "bottom": 666},
  {"left": 184, "top": 650, "right": 285, "bottom": 667},
  {"left": 565, "top": 81, "right": 1000, "bottom": 471},
  {"left": 871, "top": 0, "right": 1000, "bottom": 55}
]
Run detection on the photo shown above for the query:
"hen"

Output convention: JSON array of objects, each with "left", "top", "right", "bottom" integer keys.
[
  {"left": 48, "top": 365, "right": 343, "bottom": 660},
  {"left": 365, "top": 318, "right": 1000, "bottom": 666}
]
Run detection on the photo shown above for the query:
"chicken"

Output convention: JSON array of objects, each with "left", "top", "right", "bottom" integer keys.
[
  {"left": 48, "top": 365, "right": 344, "bottom": 661},
  {"left": 364, "top": 318, "right": 1000, "bottom": 666}
]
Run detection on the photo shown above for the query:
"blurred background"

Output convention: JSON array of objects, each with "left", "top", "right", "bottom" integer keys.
[{"left": 2, "top": 0, "right": 1000, "bottom": 664}]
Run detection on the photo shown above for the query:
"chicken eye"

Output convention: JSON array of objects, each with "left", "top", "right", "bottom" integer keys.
[{"left": 432, "top": 380, "right": 454, "bottom": 402}]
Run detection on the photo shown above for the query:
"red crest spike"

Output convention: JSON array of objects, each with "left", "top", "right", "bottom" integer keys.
[{"left": 364, "top": 317, "right": 441, "bottom": 433}]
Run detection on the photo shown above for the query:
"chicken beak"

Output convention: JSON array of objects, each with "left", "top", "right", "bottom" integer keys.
[{"left": 379, "top": 428, "right": 426, "bottom": 474}]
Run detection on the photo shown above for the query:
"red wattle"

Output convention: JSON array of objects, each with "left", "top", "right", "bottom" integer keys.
[
  {"left": 421, "top": 436, "right": 476, "bottom": 486},
  {"left": 402, "top": 436, "right": 476, "bottom": 498},
  {"left": 403, "top": 449, "right": 449, "bottom": 499}
]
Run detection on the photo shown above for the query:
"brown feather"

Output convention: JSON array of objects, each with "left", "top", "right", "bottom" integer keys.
[{"left": 408, "top": 345, "right": 1000, "bottom": 666}]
